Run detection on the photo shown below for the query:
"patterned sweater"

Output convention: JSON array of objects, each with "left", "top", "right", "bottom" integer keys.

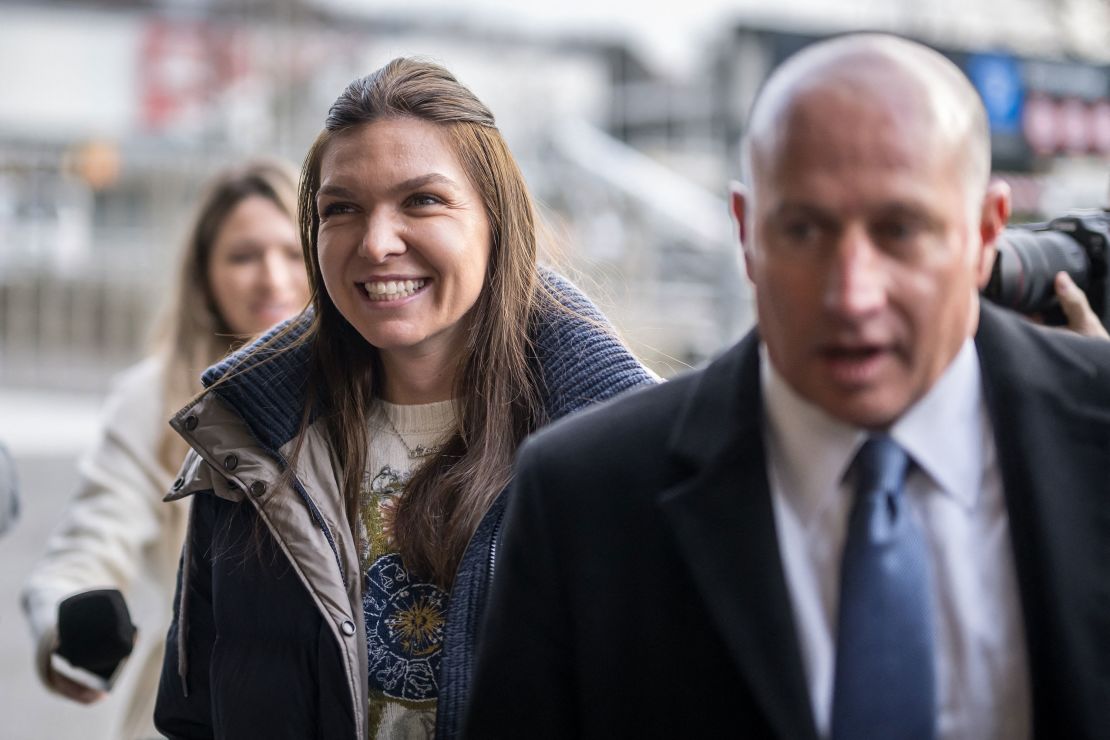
[{"left": 362, "top": 400, "right": 456, "bottom": 739}]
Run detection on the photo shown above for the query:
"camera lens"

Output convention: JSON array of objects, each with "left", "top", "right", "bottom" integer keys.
[{"left": 984, "top": 229, "right": 1090, "bottom": 316}]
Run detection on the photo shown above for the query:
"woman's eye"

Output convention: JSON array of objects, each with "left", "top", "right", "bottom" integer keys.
[
  {"left": 407, "top": 193, "right": 443, "bottom": 207},
  {"left": 227, "top": 252, "right": 259, "bottom": 265},
  {"left": 320, "top": 202, "right": 355, "bottom": 217}
]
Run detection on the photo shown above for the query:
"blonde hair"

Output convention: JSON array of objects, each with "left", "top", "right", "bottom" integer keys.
[{"left": 151, "top": 158, "right": 299, "bottom": 474}]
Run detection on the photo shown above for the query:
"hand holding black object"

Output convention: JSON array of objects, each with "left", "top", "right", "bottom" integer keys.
[
  {"left": 1055, "top": 272, "right": 1110, "bottom": 339},
  {"left": 55, "top": 588, "right": 137, "bottom": 682}
]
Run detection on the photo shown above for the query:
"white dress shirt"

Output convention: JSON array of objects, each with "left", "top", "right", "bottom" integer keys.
[{"left": 762, "top": 340, "right": 1031, "bottom": 739}]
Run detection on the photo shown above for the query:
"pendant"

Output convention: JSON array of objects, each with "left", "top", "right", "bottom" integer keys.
[{"left": 409, "top": 444, "right": 442, "bottom": 459}]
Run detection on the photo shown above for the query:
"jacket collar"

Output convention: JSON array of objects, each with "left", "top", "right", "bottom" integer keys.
[
  {"left": 199, "top": 268, "right": 655, "bottom": 455},
  {"left": 975, "top": 302, "right": 1110, "bottom": 732},
  {"left": 658, "top": 331, "right": 819, "bottom": 740},
  {"left": 657, "top": 305, "right": 1110, "bottom": 738},
  {"left": 200, "top": 311, "right": 312, "bottom": 454}
]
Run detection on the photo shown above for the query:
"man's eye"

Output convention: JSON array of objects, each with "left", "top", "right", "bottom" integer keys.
[
  {"left": 873, "top": 220, "right": 917, "bottom": 242},
  {"left": 781, "top": 220, "right": 821, "bottom": 243}
]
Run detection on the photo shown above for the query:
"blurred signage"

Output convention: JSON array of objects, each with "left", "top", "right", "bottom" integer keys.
[
  {"left": 967, "top": 53, "right": 1024, "bottom": 135},
  {"left": 755, "top": 29, "right": 1110, "bottom": 172},
  {"left": 956, "top": 53, "right": 1110, "bottom": 167},
  {"left": 139, "top": 19, "right": 249, "bottom": 133},
  {"left": 67, "top": 139, "right": 122, "bottom": 190},
  {"left": 1015, "top": 60, "right": 1110, "bottom": 160}
]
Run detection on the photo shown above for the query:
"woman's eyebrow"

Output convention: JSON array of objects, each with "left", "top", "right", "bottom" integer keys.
[
  {"left": 316, "top": 183, "right": 357, "bottom": 200},
  {"left": 317, "top": 173, "right": 459, "bottom": 201},
  {"left": 391, "top": 173, "right": 457, "bottom": 193}
]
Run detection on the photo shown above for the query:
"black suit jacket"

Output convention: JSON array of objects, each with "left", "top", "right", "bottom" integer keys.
[{"left": 465, "top": 303, "right": 1110, "bottom": 739}]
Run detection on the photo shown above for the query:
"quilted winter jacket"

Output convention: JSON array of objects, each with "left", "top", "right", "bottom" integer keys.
[{"left": 154, "top": 272, "right": 656, "bottom": 739}]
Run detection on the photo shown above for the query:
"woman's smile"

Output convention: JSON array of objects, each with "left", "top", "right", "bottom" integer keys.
[{"left": 361, "top": 277, "right": 430, "bottom": 303}]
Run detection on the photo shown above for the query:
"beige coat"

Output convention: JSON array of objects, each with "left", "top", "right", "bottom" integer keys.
[{"left": 22, "top": 357, "right": 190, "bottom": 740}]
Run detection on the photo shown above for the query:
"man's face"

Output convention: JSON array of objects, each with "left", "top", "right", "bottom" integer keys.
[{"left": 737, "top": 85, "right": 1002, "bottom": 429}]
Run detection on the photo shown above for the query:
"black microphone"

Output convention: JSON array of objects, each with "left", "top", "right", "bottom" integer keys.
[{"left": 55, "top": 589, "right": 136, "bottom": 682}]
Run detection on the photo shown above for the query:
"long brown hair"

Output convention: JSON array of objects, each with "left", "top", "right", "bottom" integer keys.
[
  {"left": 152, "top": 159, "right": 299, "bottom": 473},
  {"left": 295, "top": 58, "right": 550, "bottom": 586}
]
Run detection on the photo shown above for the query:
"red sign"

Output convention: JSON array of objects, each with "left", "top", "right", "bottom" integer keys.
[{"left": 139, "top": 19, "right": 249, "bottom": 133}]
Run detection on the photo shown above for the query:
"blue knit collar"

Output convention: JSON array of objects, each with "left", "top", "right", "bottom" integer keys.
[{"left": 201, "top": 270, "right": 653, "bottom": 454}]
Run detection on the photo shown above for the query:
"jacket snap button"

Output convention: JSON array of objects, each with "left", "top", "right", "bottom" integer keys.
[
  {"left": 249, "top": 480, "right": 267, "bottom": 498},
  {"left": 341, "top": 620, "right": 356, "bottom": 636},
  {"left": 183, "top": 415, "right": 198, "bottom": 431},
  {"left": 223, "top": 454, "right": 239, "bottom": 471},
  {"left": 172, "top": 477, "right": 184, "bottom": 491}
]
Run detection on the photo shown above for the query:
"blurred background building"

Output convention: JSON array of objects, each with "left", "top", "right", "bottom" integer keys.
[
  {"left": 2, "top": 0, "right": 1105, "bottom": 392},
  {"left": 0, "top": 1, "right": 1107, "bottom": 736}
]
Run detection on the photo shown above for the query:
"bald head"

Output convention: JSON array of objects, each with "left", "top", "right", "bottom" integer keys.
[
  {"left": 741, "top": 34, "right": 990, "bottom": 201},
  {"left": 730, "top": 32, "right": 1012, "bottom": 429}
]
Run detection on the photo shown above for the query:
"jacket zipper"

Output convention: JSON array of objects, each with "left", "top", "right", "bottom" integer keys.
[
  {"left": 487, "top": 504, "right": 505, "bottom": 582},
  {"left": 291, "top": 478, "right": 347, "bottom": 588}
]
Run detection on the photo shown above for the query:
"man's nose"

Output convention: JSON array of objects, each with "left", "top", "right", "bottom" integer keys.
[{"left": 824, "top": 226, "right": 886, "bottom": 317}]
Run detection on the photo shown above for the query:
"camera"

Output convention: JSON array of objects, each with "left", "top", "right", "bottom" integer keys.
[{"left": 982, "top": 210, "right": 1109, "bottom": 330}]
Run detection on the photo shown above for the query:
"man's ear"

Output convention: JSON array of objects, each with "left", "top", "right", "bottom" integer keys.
[
  {"left": 976, "top": 179, "right": 1011, "bottom": 289},
  {"left": 729, "top": 181, "right": 754, "bottom": 280}
]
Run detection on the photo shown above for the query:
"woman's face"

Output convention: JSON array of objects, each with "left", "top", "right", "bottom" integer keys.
[
  {"left": 315, "top": 118, "right": 492, "bottom": 366},
  {"left": 207, "top": 194, "right": 308, "bottom": 336}
]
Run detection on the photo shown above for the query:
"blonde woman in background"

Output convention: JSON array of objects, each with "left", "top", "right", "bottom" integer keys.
[{"left": 22, "top": 159, "right": 310, "bottom": 740}]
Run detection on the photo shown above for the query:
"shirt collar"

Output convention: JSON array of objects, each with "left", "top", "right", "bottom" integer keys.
[
  {"left": 890, "top": 340, "right": 985, "bottom": 512},
  {"left": 761, "top": 339, "right": 986, "bottom": 529}
]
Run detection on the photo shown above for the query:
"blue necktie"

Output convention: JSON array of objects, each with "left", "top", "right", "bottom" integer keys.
[{"left": 831, "top": 435, "right": 936, "bottom": 739}]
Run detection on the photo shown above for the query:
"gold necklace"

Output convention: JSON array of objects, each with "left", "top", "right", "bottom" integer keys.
[{"left": 381, "top": 411, "right": 444, "bottom": 459}]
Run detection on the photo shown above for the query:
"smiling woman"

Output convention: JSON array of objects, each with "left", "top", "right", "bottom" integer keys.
[{"left": 153, "top": 58, "right": 655, "bottom": 740}]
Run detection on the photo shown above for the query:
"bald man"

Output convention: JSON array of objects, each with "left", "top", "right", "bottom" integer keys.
[{"left": 465, "top": 34, "right": 1110, "bottom": 738}]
